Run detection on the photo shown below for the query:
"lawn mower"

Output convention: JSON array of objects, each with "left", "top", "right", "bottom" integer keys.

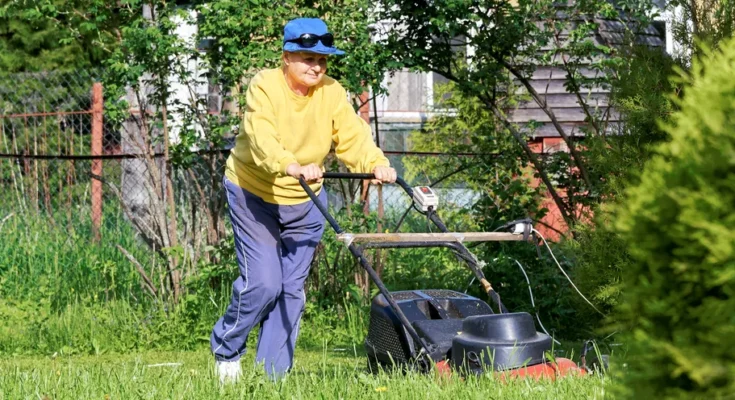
[{"left": 299, "top": 172, "right": 585, "bottom": 379}]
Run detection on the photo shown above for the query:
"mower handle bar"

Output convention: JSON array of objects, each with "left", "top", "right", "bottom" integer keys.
[
  {"left": 298, "top": 172, "right": 507, "bottom": 306},
  {"left": 297, "top": 172, "right": 509, "bottom": 359},
  {"left": 299, "top": 172, "right": 419, "bottom": 236},
  {"left": 297, "top": 172, "right": 439, "bottom": 360},
  {"left": 319, "top": 172, "right": 414, "bottom": 196}
]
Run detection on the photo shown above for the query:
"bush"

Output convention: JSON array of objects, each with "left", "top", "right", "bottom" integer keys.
[
  {"left": 556, "top": 46, "right": 680, "bottom": 334},
  {"left": 612, "top": 39, "right": 735, "bottom": 398}
]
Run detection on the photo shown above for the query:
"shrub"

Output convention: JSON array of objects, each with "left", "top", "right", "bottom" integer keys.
[
  {"left": 613, "top": 39, "right": 735, "bottom": 398},
  {"left": 557, "top": 46, "right": 680, "bottom": 334}
]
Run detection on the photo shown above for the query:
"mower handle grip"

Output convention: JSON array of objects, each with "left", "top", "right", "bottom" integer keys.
[{"left": 319, "top": 172, "right": 413, "bottom": 196}]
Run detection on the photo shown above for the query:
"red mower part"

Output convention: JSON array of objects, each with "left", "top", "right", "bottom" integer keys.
[
  {"left": 433, "top": 358, "right": 585, "bottom": 381},
  {"left": 498, "top": 358, "right": 585, "bottom": 381},
  {"left": 435, "top": 360, "right": 452, "bottom": 378}
]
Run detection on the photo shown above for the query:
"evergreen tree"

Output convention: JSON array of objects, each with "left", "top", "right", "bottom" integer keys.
[
  {"left": 0, "top": 0, "right": 122, "bottom": 73},
  {"left": 614, "top": 38, "right": 735, "bottom": 398}
]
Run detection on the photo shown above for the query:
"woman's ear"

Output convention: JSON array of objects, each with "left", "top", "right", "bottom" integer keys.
[{"left": 282, "top": 51, "right": 290, "bottom": 66}]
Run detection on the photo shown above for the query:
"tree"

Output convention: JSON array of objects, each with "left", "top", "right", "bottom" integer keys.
[
  {"left": 97, "top": 0, "right": 395, "bottom": 302},
  {"left": 562, "top": 45, "right": 680, "bottom": 321},
  {"left": 404, "top": 82, "right": 545, "bottom": 229},
  {"left": 613, "top": 37, "right": 735, "bottom": 398},
  {"left": 374, "top": 0, "right": 657, "bottom": 229},
  {"left": 665, "top": 0, "right": 735, "bottom": 62},
  {"left": 0, "top": 0, "right": 125, "bottom": 73}
]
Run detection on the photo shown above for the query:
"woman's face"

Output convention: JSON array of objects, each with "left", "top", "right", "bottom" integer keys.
[{"left": 283, "top": 52, "right": 328, "bottom": 93}]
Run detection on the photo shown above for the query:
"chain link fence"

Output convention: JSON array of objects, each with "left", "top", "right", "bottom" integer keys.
[
  {"left": 1, "top": 70, "right": 105, "bottom": 226},
  {"left": 0, "top": 69, "right": 478, "bottom": 264}
]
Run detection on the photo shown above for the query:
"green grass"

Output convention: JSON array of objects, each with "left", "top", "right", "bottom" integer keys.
[
  {"left": 0, "top": 206, "right": 155, "bottom": 308},
  {"left": 0, "top": 349, "right": 607, "bottom": 399},
  {"left": 0, "top": 199, "right": 609, "bottom": 399}
]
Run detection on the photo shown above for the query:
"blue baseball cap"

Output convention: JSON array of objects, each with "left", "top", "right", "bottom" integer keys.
[{"left": 282, "top": 18, "right": 345, "bottom": 56}]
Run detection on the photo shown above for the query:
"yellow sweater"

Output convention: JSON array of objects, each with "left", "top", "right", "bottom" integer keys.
[{"left": 225, "top": 68, "right": 390, "bottom": 205}]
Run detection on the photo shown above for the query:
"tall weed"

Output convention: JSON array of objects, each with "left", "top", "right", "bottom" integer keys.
[{"left": 0, "top": 207, "right": 152, "bottom": 309}]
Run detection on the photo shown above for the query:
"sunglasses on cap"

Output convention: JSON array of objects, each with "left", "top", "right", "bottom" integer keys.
[{"left": 285, "top": 33, "right": 335, "bottom": 48}]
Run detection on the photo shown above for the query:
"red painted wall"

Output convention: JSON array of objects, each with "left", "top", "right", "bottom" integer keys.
[{"left": 530, "top": 138, "right": 575, "bottom": 241}]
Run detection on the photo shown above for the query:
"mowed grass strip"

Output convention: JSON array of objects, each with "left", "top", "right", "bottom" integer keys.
[{"left": 0, "top": 349, "right": 606, "bottom": 399}]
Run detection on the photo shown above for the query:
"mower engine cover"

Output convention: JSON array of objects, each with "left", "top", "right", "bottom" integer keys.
[
  {"left": 451, "top": 312, "right": 553, "bottom": 373},
  {"left": 365, "top": 290, "right": 493, "bottom": 370}
]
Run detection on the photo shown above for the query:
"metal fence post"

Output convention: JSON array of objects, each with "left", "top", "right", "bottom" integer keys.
[
  {"left": 358, "top": 91, "right": 371, "bottom": 215},
  {"left": 373, "top": 92, "right": 384, "bottom": 279},
  {"left": 91, "top": 82, "right": 103, "bottom": 241}
]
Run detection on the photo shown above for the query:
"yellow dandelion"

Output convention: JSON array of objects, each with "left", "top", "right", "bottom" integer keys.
[
  {"left": 375, "top": 386, "right": 388, "bottom": 392},
  {"left": 56, "top": 370, "right": 61, "bottom": 376}
]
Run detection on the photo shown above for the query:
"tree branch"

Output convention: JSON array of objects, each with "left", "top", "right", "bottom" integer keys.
[
  {"left": 428, "top": 66, "right": 575, "bottom": 226},
  {"left": 117, "top": 245, "right": 158, "bottom": 299},
  {"left": 498, "top": 58, "right": 594, "bottom": 192},
  {"left": 485, "top": 101, "right": 575, "bottom": 227}
]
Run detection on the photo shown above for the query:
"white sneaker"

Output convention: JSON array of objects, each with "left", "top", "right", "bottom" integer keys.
[{"left": 215, "top": 359, "right": 242, "bottom": 384}]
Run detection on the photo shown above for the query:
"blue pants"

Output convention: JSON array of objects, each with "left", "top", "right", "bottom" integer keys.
[{"left": 211, "top": 177, "right": 326, "bottom": 377}]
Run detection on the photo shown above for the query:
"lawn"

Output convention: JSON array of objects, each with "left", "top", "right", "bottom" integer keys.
[{"left": 0, "top": 347, "right": 607, "bottom": 399}]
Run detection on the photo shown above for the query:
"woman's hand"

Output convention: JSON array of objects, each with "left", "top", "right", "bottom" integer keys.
[
  {"left": 286, "top": 163, "right": 323, "bottom": 183},
  {"left": 371, "top": 166, "right": 397, "bottom": 185}
]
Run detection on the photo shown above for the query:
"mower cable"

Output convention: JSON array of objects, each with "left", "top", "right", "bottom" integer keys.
[
  {"left": 392, "top": 200, "right": 428, "bottom": 233},
  {"left": 392, "top": 163, "right": 480, "bottom": 234},
  {"left": 511, "top": 257, "right": 561, "bottom": 345},
  {"left": 532, "top": 229, "right": 607, "bottom": 318},
  {"left": 426, "top": 207, "right": 434, "bottom": 233}
]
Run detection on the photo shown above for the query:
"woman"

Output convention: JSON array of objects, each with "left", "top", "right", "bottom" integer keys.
[{"left": 211, "top": 17, "right": 396, "bottom": 382}]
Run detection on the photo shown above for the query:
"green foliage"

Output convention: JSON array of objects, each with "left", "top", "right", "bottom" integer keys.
[
  {"left": 0, "top": 207, "right": 152, "bottom": 310},
  {"left": 558, "top": 217, "right": 628, "bottom": 321},
  {"left": 376, "top": 0, "right": 545, "bottom": 105},
  {"left": 197, "top": 0, "right": 391, "bottom": 101},
  {"left": 399, "top": 86, "right": 588, "bottom": 336},
  {"left": 104, "top": 2, "right": 191, "bottom": 110},
  {"left": 559, "top": 46, "right": 680, "bottom": 326},
  {"left": 612, "top": 38, "right": 735, "bottom": 398},
  {"left": 376, "top": 0, "right": 658, "bottom": 226},
  {"left": 0, "top": 0, "right": 124, "bottom": 73},
  {"left": 586, "top": 46, "right": 679, "bottom": 197}
]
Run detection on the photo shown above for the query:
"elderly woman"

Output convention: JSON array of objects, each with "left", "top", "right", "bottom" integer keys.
[{"left": 211, "top": 17, "right": 396, "bottom": 382}]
